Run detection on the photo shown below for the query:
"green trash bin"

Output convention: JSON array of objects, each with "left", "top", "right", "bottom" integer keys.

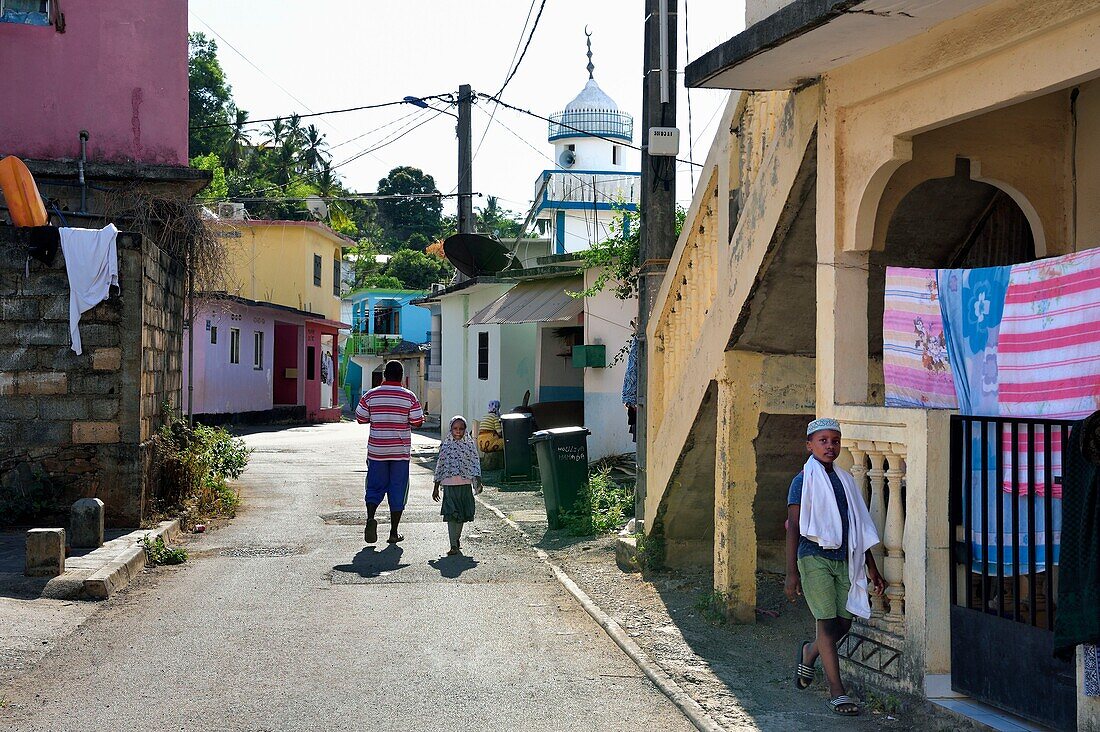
[
  {"left": 529, "top": 426, "right": 591, "bottom": 529},
  {"left": 501, "top": 412, "right": 535, "bottom": 480}
]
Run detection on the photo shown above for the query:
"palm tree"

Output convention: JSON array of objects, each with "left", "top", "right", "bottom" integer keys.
[
  {"left": 264, "top": 116, "right": 286, "bottom": 148},
  {"left": 314, "top": 161, "right": 341, "bottom": 198},
  {"left": 285, "top": 113, "right": 305, "bottom": 153},
  {"left": 223, "top": 109, "right": 251, "bottom": 171},
  {"left": 268, "top": 143, "right": 298, "bottom": 187},
  {"left": 301, "top": 124, "right": 329, "bottom": 172}
]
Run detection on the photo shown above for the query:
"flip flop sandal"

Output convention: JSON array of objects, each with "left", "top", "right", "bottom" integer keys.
[
  {"left": 828, "top": 695, "right": 860, "bottom": 716},
  {"left": 387, "top": 534, "right": 404, "bottom": 544},
  {"left": 363, "top": 518, "right": 377, "bottom": 544},
  {"left": 795, "top": 641, "right": 815, "bottom": 690}
]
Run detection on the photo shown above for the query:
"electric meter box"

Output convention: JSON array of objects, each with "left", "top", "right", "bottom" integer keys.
[{"left": 647, "top": 127, "right": 680, "bottom": 156}]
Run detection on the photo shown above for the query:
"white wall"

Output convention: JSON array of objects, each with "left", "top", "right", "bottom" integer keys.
[
  {"left": 583, "top": 269, "right": 637, "bottom": 460},
  {"left": 438, "top": 283, "right": 513, "bottom": 425}
]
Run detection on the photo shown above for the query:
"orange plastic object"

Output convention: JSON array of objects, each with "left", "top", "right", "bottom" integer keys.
[{"left": 0, "top": 155, "right": 48, "bottom": 227}]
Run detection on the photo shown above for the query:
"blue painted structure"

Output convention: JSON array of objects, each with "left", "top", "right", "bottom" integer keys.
[
  {"left": 342, "top": 289, "right": 431, "bottom": 404},
  {"left": 345, "top": 288, "right": 431, "bottom": 343}
]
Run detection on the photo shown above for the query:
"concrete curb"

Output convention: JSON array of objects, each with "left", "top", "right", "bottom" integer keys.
[
  {"left": 476, "top": 496, "right": 726, "bottom": 732},
  {"left": 83, "top": 520, "right": 181, "bottom": 600}
]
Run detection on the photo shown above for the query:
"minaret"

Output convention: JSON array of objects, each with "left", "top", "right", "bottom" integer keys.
[{"left": 536, "top": 30, "right": 638, "bottom": 254}]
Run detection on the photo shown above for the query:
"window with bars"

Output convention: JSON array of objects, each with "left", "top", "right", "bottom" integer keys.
[
  {"left": 210, "top": 325, "right": 218, "bottom": 345},
  {"left": 333, "top": 257, "right": 341, "bottom": 296},
  {"left": 477, "top": 331, "right": 489, "bottom": 380},
  {"left": 229, "top": 328, "right": 240, "bottom": 364},
  {"left": 253, "top": 331, "right": 264, "bottom": 369},
  {"left": 313, "top": 254, "right": 322, "bottom": 287}
]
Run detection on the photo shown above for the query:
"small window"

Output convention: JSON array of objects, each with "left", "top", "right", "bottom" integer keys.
[
  {"left": 209, "top": 325, "right": 218, "bottom": 345},
  {"left": 229, "top": 328, "right": 240, "bottom": 364},
  {"left": 333, "top": 257, "right": 341, "bottom": 296},
  {"left": 567, "top": 144, "right": 575, "bottom": 152},
  {"left": 477, "top": 331, "right": 489, "bottom": 381},
  {"left": 1, "top": 0, "right": 50, "bottom": 25},
  {"left": 612, "top": 145, "right": 621, "bottom": 165},
  {"left": 306, "top": 346, "right": 316, "bottom": 380},
  {"left": 253, "top": 331, "right": 264, "bottom": 369},
  {"left": 313, "top": 254, "right": 322, "bottom": 287}
]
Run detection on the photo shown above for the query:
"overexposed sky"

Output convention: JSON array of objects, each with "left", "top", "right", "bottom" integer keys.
[{"left": 188, "top": 1, "right": 746, "bottom": 215}]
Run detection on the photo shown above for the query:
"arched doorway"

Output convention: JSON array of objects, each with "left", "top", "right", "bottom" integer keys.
[{"left": 867, "top": 160, "right": 1038, "bottom": 398}]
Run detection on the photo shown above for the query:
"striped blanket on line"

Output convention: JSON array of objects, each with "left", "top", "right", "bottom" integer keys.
[{"left": 883, "top": 267, "right": 958, "bottom": 409}]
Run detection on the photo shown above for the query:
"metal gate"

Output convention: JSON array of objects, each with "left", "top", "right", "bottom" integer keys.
[{"left": 949, "top": 415, "right": 1077, "bottom": 730}]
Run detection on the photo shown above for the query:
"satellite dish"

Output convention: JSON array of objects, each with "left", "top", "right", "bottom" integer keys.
[
  {"left": 305, "top": 196, "right": 328, "bottom": 219},
  {"left": 443, "top": 233, "right": 513, "bottom": 278},
  {"left": 558, "top": 148, "right": 576, "bottom": 168}
]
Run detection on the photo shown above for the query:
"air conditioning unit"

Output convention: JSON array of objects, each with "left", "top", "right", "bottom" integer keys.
[
  {"left": 430, "top": 282, "right": 446, "bottom": 295},
  {"left": 216, "top": 202, "right": 247, "bottom": 220}
]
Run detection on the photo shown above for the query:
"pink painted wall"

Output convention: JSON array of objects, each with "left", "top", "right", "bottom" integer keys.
[
  {"left": 0, "top": 0, "right": 188, "bottom": 165},
  {"left": 185, "top": 302, "right": 277, "bottom": 417}
]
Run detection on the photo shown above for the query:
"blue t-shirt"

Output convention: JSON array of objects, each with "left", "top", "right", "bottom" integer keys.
[{"left": 787, "top": 467, "right": 849, "bottom": 561}]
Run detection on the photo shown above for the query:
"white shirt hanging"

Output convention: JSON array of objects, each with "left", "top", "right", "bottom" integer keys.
[{"left": 60, "top": 224, "right": 119, "bottom": 355}]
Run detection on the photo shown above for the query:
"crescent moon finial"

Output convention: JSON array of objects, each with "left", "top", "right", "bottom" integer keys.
[{"left": 585, "top": 27, "right": 595, "bottom": 79}]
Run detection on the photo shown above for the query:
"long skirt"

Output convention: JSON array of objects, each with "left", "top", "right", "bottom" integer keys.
[{"left": 441, "top": 483, "right": 476, "bottom": 523}]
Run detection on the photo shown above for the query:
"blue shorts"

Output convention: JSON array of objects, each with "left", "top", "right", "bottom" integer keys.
[{"left": 365, "top": 459, "right": 410, "bottom": 511}]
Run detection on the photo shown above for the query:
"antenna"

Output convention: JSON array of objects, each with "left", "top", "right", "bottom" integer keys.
[{"left": 305, "top": 195, "right": 329, "bottom": 219}]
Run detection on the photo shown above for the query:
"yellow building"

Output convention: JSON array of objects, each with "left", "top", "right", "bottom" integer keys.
[
  {"left": 646, "top": 1, "right": 1100, "bottom": 728},
  {"left": 216, "top": 219, "right": 348, "bottom": 323}
]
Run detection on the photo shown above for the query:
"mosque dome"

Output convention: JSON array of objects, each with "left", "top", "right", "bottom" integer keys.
[{"left": 548, "top": 31, "right": 633, "bottom": 143}]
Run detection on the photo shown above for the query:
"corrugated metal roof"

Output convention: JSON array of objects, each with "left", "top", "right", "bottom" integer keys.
[{"left": 466, "top": 277, "right": 584, "bottom": 326}]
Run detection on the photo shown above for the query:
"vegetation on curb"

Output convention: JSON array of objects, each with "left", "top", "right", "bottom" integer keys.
[
  {"left": 633, "top": 531, "right": 665, "bottom": 571},
  {"left": 152, "top": 407, "right": 250, "bottom": 520},
  {"left": 560, "top": 469, "right": 634, "bottom": 536},
  {"left": 695, "top": 588, "right": 733, "bottom": 625},
  {"left": 140, "top": 535, "right": 187, "bottom": 566}
]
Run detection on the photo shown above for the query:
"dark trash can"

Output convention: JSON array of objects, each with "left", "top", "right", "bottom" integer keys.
[
  {"left": 501, "top": 412, "right": 536, "bottom": 480},
  {"left": 529, "top": 426, "right": 591, "bottom": 529}
]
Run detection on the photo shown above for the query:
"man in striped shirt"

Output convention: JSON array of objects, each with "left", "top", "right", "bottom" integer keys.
[{"left": 355, "top": 360, "right": 425, "bottom": 544}]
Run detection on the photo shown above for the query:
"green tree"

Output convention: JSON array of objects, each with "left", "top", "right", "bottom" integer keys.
[
  {"left": 301, "top": 124, "right": 329, "bottom": 172},
  {"left": 375, "top": 166, "right": 443, "bottom": 248},
  {"left": 384, "top": 248, "right": 447, "bottom": 290},
  {"left": 223, "top": 109, "right": 251, "bottom": 172},
  {"left": 188, "top": 33, "right": 235, "bottom": 158},
  {"left": 477, "top": 195, "right": 532, "bottom": 240},
  {"left": 264, "top": 116, "right": 287, "bottom": 148},
  {"left": 190, "top": 153, "right": 228, "bottom": 201}
]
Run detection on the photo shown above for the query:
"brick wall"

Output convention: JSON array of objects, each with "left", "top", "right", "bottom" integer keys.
[{"left": 0, "top": 226, "right": 184, "bottom": 526}]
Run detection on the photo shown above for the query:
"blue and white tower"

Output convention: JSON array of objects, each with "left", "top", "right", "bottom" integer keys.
[{"left": 535, "top": 32, "right": 639, "bottom": 254}]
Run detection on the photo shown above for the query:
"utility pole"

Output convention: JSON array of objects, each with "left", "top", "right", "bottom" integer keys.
[
  {"left": 636, "top": 0, "right": 677, "bottom": 527},
  {"left": 457, "top": 84, "right": 474, "bottom": 236}
]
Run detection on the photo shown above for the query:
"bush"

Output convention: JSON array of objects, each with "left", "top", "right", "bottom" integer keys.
[
  {"left": 560, "top": 469, "right": 634, "bottom": 536},
  {"left": 153, "top": 411, "right": 250, "bottom": 518},
  {"left": 140, "top": 534, "right": 187, "bottom": 565}
]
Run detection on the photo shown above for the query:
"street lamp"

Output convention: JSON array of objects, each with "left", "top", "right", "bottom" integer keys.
[{"left": 403, "top": 95, "right": 458, "bottom": 119}]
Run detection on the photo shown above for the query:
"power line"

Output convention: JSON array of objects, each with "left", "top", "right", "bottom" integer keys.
[
  {"left": 496, "top": 0, "right": 550, "bottom": 100},
  {"left": 481, "top": 93, "right": 705, "bottom": 168},
  {"left": 332, "top": 107, "right": 450, "bottom": 170},
  {"left": 328, "top": 107, "right": 426, "bottom": 152},
  {"left": 188, "top": 94, "right": 452, "bottom": 131},
  {"left": 189, "top": 11, "right": 342, "bottom": 134}
]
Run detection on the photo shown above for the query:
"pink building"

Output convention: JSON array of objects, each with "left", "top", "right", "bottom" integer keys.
[
  {"left": 185, "top": 296, "right": 346, "bottom": 425},
  {"left": 0, "top": 0, "right": 188, "bottom": 165}
]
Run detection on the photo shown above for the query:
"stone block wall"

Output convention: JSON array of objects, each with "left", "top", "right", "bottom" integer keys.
[{"left": 0, "top": 226, "right": 184, "bottom": 526}]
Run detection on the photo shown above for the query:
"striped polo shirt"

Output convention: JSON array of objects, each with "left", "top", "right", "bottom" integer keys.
[{"left": 355, "top": 381, "right": 425, "bottom": 461}]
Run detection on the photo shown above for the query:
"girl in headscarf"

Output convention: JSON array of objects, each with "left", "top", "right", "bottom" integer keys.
[
  {"left": 433, "top": 416, "right": 482, "bottom": 555},
  {"left": 478, "top": 399, "right": 504, "bottom": 453}
]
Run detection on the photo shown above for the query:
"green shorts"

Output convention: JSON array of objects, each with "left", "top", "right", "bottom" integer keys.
[{"left": 797, "top": 555, "right": 853, "bottom": 620}]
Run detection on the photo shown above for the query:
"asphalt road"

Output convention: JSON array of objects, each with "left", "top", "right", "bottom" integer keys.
[{"left": 0, "top": 422, "right": 694, "bottom": 732}]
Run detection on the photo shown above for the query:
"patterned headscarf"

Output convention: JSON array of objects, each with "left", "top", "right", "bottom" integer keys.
[
  {"left": 435, "top": 415, "right": 481, "bottom": 481},
  {"left": 488, "top": 400, "right": 501, "bottom": 415}
]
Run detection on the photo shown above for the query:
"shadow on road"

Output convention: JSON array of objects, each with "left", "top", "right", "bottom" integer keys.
[
  {"left": 332, "top": 545, "right": 408, "bottom": 578},
  {"left": 428, "top": 555, "right": 479, "bottom": 578}
]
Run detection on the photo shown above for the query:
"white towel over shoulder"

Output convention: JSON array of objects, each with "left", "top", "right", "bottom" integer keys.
[
  {"left": 60, "top": 225, "right": 119, "bottom": 355},
  {"left": 798, "top": 456, "right": 881, "bottom": 618}
]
